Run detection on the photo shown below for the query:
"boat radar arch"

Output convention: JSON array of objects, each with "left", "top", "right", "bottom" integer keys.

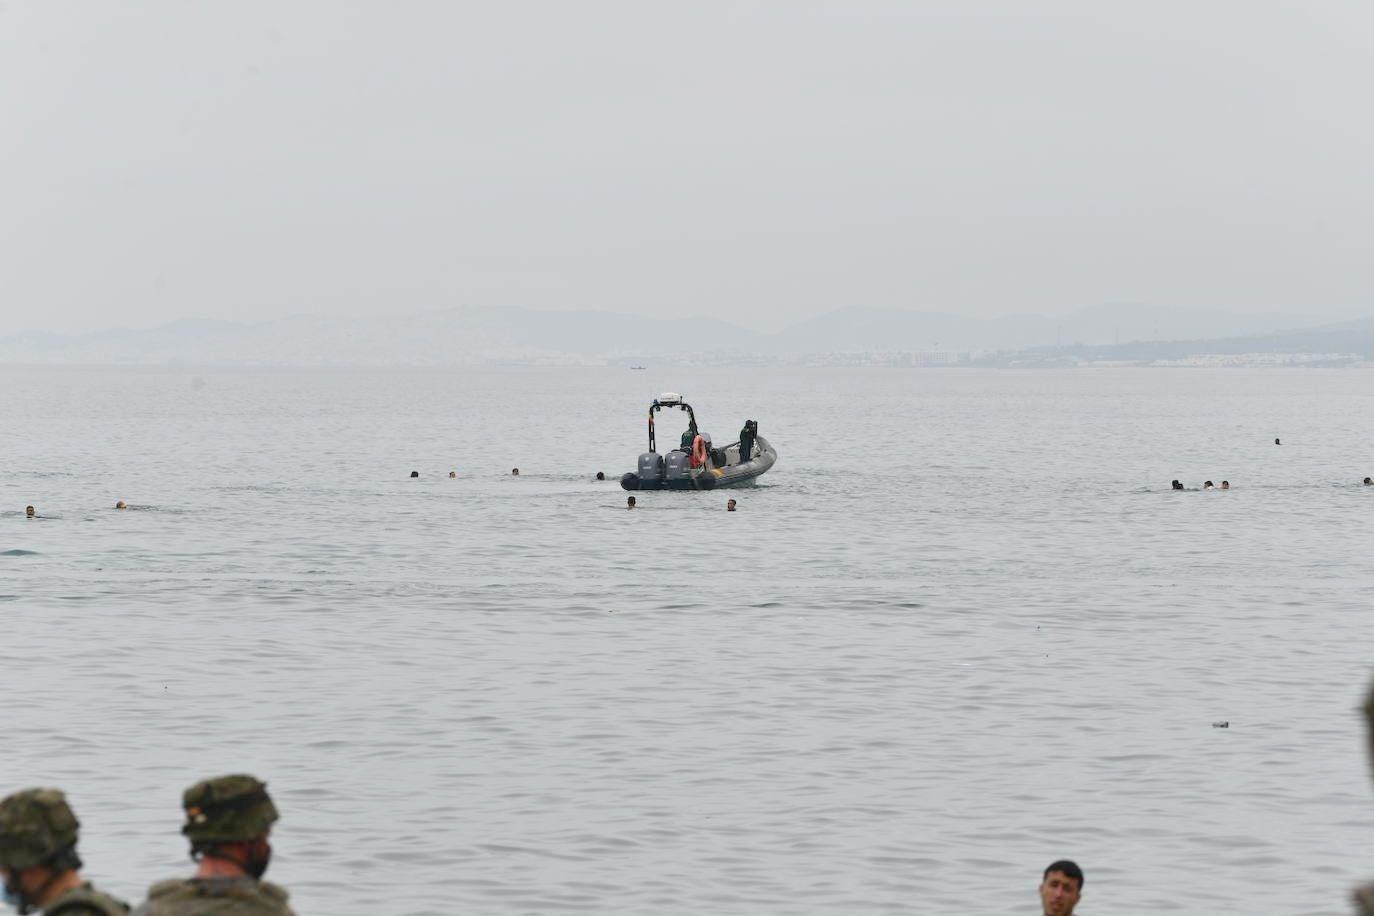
[{"left": 657, "top": 392, "right": 683, "bottom": 406}]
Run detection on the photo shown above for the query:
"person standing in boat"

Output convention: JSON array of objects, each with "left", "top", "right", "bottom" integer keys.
[{"left": 739, "top": 420, "right": 756, "bottom": 463}]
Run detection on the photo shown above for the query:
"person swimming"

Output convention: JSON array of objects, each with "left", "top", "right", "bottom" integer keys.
[
  {"left": 596, "top": 472, "right": 606, "bottom": 481},
  {"left": 511, "top": 468, "right": 520, "bottom": 476},
  {"left": 449, "top": 471, "right": 457, "bottom": 479},
  {"left": 115, "top": 501, "right": 128, "bottom": 509},
  {"left": 1275, "top": 438, "right": 1281, "bottom": 445},
  {"left": 1365, "top": 477, "right": 1373, "bottom": 486},
  {"left": 1171, "top": 480, "right": 1184, "bottom": 490},
  {"left": 410, "top": 470, "right": 419, "bottom": 478},
  {"left": 25, "top": 505, "right": 36, "bottom": 518},
  {"left": 1204, "top": 481, "right": 1214, "bottom": 489},
  {"left": 626, "top": 496, "right": 636, "bottom": 509},
  {"left": 727, "top": 499, "right": 737, "bottom": 512},
  {"left": 1220, "top": 481, "right": 1230, "bottom": 490}
]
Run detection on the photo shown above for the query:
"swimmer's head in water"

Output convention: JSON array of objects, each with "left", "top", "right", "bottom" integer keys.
[
  {"left": 410, "top": 471, "right": 419, "bottom": 478},
  {"left": 25, "top": 505, "right": 35, "bottom": 517},
  {"left": 1275, "top": 438, "right": 1281, "bottom": 445},
  {"left": 1204, "top": 481, "right": 1214, "bottom": 489},
  {"left": 1366, "top": 477, "right": 1373, "bottom": 486},
  {"left": 626, "top": 496, "right": 636, "bottom": 508},
  {"left": 596, "top": 472, "right": 605, "bottom": 481},
  {"left": 115, "top": 501, "right": 128, "bottom": 509},
  {"left": 727, "top": 499, "right": 737, "bottom": 511},
  {"left": 511, "top": 468, "right": 520, "bottom": 476},
  {"left": 1221, "top": 481, "right": 1229, "bottom": 489},
  {"left": 449, "top": 471, "right": 456, "bottom": 478},
  {"left": 1171, "top": 480, "right": 1183, "bottom": 490}
]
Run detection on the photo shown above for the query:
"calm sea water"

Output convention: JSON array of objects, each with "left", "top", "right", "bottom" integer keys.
[{"left": 3, "top": 366, "right": 1373, "bottom": 915}]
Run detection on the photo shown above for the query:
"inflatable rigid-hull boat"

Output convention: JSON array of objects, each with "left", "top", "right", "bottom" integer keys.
[
  {"left": 619, "top": 394, "right": 776, "bottom": 491},
  {"left": 621, "top": 435, "right": 775, "bottom": 491}
]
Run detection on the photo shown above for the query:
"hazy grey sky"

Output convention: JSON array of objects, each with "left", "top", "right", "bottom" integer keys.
[{"left": 2, "top": 1, "right": 1371, "bottom": 334}]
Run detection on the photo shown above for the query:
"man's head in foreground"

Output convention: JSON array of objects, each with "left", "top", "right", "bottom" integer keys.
[{"left": 1039, "top": 860, "right": 1083, "bottom": 916}]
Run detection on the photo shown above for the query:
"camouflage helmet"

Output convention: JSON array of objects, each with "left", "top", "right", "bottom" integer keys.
[
  {"left": 0, "top": 789, "right": 80, "bottom": 870},
  {"left": 181, "top": 775, "right": 278, "bottom": 847}
]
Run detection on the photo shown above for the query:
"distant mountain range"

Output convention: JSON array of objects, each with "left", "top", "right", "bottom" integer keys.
[{"left": 1, "top": 303, "right": 1370, "bottom": 366}]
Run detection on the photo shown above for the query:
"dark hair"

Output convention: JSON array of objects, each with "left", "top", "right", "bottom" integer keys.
[
  {"left": 596, "top": 472, "right": 605, "bottom": 480},
  {"left": 410, "top": 471, "right": 419, "bottom": 478},
  {"left": 1043, "top": 860, "right": 1083, "bottom": 889}
]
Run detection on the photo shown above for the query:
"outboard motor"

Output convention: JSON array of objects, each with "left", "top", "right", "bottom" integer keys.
[
  {"left": 664, "top": 449, "right": 692, "bottom": 481},
  {"left": 638, "top": 452, "right": 665, "bottom": 483}
]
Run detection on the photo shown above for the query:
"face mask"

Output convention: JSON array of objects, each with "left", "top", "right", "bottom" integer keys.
[
  {"left": 247, "top": 844, "right": 271, "bottom": 881},
  {"left": 2, "top": 878, "right": 28, "bottom": 914}
]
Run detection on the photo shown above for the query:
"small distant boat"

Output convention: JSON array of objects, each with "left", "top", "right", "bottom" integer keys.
[
  {"left": 630, "top": 365, "right": 646, "bottom": 370},
  {"left": 620, "top": 393, "right": 776, "bottom": 491}
]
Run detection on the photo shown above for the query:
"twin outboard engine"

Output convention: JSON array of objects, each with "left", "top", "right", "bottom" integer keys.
[
  {"left": 638, "top": 452, "right": 665, "bottom": 483},
  {"left": 664, "top": 449, "right": 692, "bottom": 481}
]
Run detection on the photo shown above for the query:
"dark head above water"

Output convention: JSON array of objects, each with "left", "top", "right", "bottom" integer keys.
[
  {"left": 1040, "top": 859, "right": 1084, "bottom": 916},
  {"left": 511, "top": 468, "right": 520, "bottom": 476},
  {"left": 25, "top": 505, "right": 35, "bottom": 517},
  {"left": 1275, "top": 438, "right": 1281, "bottom": 445},
  {"left": 1365, "top": 477, "right": 1373, "bottom": 486},
  {"left": 596, "top": 472, "right": 605, "bottom": 481},
  {"left": 115, "top": 501, "right": 128, "bottom": 509},
  {"left": 449, "top": 471, "right": 456, "bottom": 478},
  {"left": 626, "top": 496, "right": 636, "bottom": 509},
  {"left": 1221, "top": 481, "right": 1230, "bottom": 490},
  {"left": 1204, "top": 480, "right": 1214, "bottom": 489},
  {"left": 1171, "top": 480, "right": 1183, "bottom": 490},
  {"left": 727, "top": 499, "right": 737, "bottom": 512},
  {"left": 410, "top": 471, "right": 419, "bottom": 478}
]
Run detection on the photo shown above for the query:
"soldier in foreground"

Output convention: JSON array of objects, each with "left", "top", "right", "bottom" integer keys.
[
  {"left": 0, "top": 788, "right": 128, "bottom": 915},
  {"left": 134, "top": 776, "right": 293, "bottom": 916}
]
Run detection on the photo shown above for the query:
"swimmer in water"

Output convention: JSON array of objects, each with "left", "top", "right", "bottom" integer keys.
[
  {"left": 1204, "top": 481, "right": 1214, "bottom": 489},
  {"left": 727, "top": 499, "right": 737, "bottom": 512},
  {"left": 1275, "top": 438, "right": 1281, "bottom": 445},
  {"left": 115, "top": 501, "right": 128, "bottom": 509},
  {"left": 1220, "top": 481, "right": 1229, "bottom": 490},
  {"left": 1171, "top": 480, "right": 1184, "bottom": 491},
  {"left": 1365, "top": 477, "right": 1372, "bottom": 486},
  {"left": 626, "top": 496, "right": 636, "bottom": 509},
  {"left": 410, "top": 470, "right": 419, "bottom": 478},
  {"left": 511, "top": 468, "right": 520, "bottom": 476},
  {"left": 596, "top": 472, "right": 605, "bottom": 481},
  {"left": 25, "top": 505, "right": 36, "bottom": 518},
  {"left": 449, "top": 471, "right": 457, "bottom": 479}
]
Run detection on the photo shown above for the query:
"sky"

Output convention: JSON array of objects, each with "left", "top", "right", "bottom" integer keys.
[{"left": 2, "top": 1, "right": 1372, "bottom": 335}]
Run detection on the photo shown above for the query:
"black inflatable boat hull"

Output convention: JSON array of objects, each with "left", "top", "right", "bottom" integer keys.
[{"left": 621, "top": 436, "right": 776, "bottom": 491}]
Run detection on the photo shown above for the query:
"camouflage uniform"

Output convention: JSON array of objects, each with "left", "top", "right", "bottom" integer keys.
[
  {"left": 133, "top": 776, "right": 294, "bottom": 916},
  {"left": 135, "top": 878, "right": 291, "bottom": 916},
  {"left": 0, "top": 788, "right": 128, "bottom": 916},
  {"left": 36, "top": 885, "right": 130, "bottom": 916}
]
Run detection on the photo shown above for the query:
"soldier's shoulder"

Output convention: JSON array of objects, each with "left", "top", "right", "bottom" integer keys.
[
  {"left": 46, "top": 883, "right": 131, "bottom": 915},
  {"left": 255, "top": 881, "right": 289, "bottom": 904},
  {"left": 144, "top": 878, "right": 189, "bottom": 901}
]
